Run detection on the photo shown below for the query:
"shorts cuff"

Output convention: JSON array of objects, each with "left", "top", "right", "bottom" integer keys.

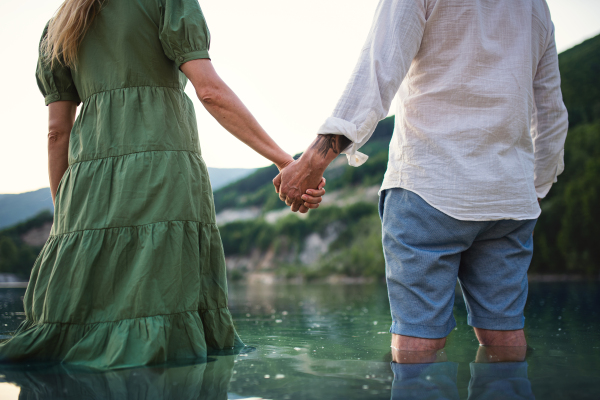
[
  {"left": 468, "top": 314, "right": 525, "bottom": 330},
  {"left": 390, "top": 319, "right": 456, "bottom": 339}
]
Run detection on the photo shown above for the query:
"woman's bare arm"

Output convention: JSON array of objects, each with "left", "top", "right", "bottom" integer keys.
[
  {"left": 180, "top": 59, "right": 294, "bottom": 171},
  {"left": 48, "top": 101, "right": 77, "bottom": 204}
]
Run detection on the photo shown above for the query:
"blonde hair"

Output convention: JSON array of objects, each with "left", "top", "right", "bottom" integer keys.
[{"left": 42, "top": 0, "right": 105, "bottom": 68}]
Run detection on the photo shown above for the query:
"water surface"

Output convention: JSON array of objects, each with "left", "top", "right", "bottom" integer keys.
[{"left": 0, "top": 282, "right": 598, "bottom": 399}]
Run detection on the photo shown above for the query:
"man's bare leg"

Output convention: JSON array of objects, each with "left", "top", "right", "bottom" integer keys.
[
  {"left": 474, "top": 328, "right": 526, "bottom": 347},
  {"left": 473, "top": 328, "right": 527, "bottom": 363},
  {"left": 392, "top": 333, "right": 447, "bottom": 350},
  {"left": 391, "top": 334, "right": 447, "bottom": 363}
]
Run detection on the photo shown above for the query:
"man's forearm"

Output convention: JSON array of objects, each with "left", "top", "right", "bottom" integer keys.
[{"left": 303, "top": 134, "right": 353, "bottom": 172}]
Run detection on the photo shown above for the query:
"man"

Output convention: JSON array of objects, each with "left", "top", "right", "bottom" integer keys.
[{"left": 274, "top": 0, "right": 568, "bottom": 360}]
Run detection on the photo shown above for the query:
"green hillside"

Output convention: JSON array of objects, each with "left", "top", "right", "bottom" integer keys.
[
  {"left": 530, "top": 34, "right": 600, "bottom": 274},
  {"left": 558, "top": 34, "right": 600, "bottom": 127},
  {"left": 0, "top": 211, "right": 53, "bottom": 279}
]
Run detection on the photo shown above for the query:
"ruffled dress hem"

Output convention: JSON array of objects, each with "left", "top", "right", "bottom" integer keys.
[{"left": 0, "top": 308, "right": 244, "bottom": 370}]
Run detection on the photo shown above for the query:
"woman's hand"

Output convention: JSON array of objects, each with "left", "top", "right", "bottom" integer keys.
[
  {"left": 300, "top": 178, "right": 326, "bottom": 213},
  {"left": 275, "top": 156, "right": 295, "bottom": 172}
]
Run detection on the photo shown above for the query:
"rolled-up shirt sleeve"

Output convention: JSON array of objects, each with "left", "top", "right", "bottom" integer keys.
[
  {"left": 531, "top": 22, "right": 569, "bottom": 198},
  {"left": 317, "top": 0, "right": 426, "bottom": 166}
]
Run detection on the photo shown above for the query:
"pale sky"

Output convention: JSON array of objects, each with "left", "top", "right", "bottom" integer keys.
[{"left": 1, "top": 0, "right": 599, "bottom": 194}]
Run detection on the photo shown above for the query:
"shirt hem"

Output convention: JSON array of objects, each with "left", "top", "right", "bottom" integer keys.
[{"left": 379, "top": 183, "right": 541, "bottom": 222}]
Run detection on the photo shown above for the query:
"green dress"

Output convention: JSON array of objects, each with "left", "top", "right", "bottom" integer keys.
[{"left": 0, "top": 0, "right": 243, "bottom": 369}]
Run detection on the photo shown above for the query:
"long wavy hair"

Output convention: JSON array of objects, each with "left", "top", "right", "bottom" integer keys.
[{"left": 42, "top": 0, "right": 105, "bottom": 68}]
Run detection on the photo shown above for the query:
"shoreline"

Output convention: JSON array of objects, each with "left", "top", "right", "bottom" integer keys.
[
  {"left": 232, "top": 272, "right": 599, "bottom": 285},
  {"left": 0, "top": 282, "right": 28, "bottom": 288},
  {"left": 2, "top": 273, "right": 597, "bottom": 289}
]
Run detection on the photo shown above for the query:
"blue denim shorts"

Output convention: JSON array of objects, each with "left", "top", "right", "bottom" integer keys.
[{"left": 379, "top": 188, "right": 536, "bottom": 338}]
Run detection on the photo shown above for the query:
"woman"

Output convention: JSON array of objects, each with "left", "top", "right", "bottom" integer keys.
[{"left": 0, "top": 0, "right": 324, "bottom": 369}]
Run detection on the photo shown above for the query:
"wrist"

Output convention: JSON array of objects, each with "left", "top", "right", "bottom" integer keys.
[
  {"left": 303, "top": 146, "right": 331, "bottom": 173},
  {"left": 275, "top": 154, "right": 295, "bottom": 171}
]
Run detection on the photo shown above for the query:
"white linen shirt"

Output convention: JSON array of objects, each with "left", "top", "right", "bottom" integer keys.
[{"left": 318, "top": 0, "right": 568, "bottom": 221}]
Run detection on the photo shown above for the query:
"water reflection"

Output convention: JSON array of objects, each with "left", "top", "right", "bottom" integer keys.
[
  {"left": 468, "top": 362, "right": 533, "bottom": 400},
  {"left": 0, "top": 283, "right": 598, "bottom": 399},
  {"left": 390, "top": 354, "right": 534, "bottom": 400},
  {"left": 0, "top": 356, "right": 237, "bottom": 400},
  {"left": 391, "top": 362, "right": 460, "bottom": 400}
]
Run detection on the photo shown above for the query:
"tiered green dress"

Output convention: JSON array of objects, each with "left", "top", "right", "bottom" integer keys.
[{"left": 0, "top": 0, "right": 243, "bottom": 369}]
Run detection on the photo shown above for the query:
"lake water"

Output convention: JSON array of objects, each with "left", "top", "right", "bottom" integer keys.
[{"left": 0, "top": 282, "right": 598, "bottom": 399}]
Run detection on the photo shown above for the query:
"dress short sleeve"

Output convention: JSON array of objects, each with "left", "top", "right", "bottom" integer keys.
[
  {"left": 36, "top": 24, "right": 81, "bottom": 106},
  {"left": 159, "top": 0, "right": 211, "bottom": 68}
]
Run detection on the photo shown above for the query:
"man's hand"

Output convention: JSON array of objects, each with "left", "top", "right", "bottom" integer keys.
[{"left": 273, "top": 157, "right": 326, "bottom": 213}]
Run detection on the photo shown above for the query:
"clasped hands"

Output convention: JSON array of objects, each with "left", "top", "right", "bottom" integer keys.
[{"left": 273, "top": 156, "right": 327, "bottom": 213}]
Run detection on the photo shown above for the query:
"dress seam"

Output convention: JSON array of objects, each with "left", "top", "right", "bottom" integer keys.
[
  {"left": 49, "top": 219, "right": 217, "bottom": 238},
  {"left": 69, "top": 149, "right": 201, "bottom": 167},
  {"left": 27, "top": 308, "right": 230, "bottom": 326},
  {"left": 80, "top": 85, "right": 182, "bottom": 102}
]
